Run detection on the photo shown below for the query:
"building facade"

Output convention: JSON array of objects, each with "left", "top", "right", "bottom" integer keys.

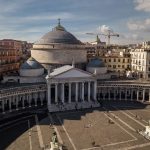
[
  {"left": 101, "top": 54, "right": 131, "bottom": 74},
  {"left": 131, "top": 48, "right": 150, "bottom": 79},
  {"left": 0, "top": 45, "right": 20, "bottom": 78},
  {"left": 0, "top": 39, "right": 22, "bottom": 53},
  {"left": 99, "top": 48, "right": 131, "bottom": 75},
  {"left": 46, "top": 65, "right": 97, "bottom": 112}
]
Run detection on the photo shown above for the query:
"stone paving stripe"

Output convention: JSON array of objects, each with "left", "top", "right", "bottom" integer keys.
[
  {"left": 28, "top": 120, "right": 32, "bottom": 150},
  {"left": 48, "top": 113, "right": 63, "bottom": 144},
  {"left": 113, "top": 106, "right": 145, "bottom": 127},
  {"left": 35, "top": 114, "right": 44, "bottom": 149},
  {"left": 56, "top": 114, "right": 77, "bottom": 150}
]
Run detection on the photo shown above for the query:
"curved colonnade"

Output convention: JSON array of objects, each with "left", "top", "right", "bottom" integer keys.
[
  {"left": 97, "top": 81, "right": 150, "bottom": 102},
  {"left": 0, "top": 84, "right": 47, "bottom": 113},
  {"left": 0, "top": 81, "right": 150, "bottom": 114}
]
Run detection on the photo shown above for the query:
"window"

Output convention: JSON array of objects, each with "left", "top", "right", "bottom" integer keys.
[
  {"left": 122, "top": 65, "right": 124, "bottom": 68},
  {"left": 149, "top": 67, "right": 150, "bottom": 71},
  {"left": 123, "top": 59, "right": 125, "bottom": 63},
  {"left": 118, "top": 59, "right": 120, "bottom": 62},
  {"left": 113, "top": 65, "right": 116, "bottom": 68},
  {"left": 109, "top": 59, "right": 111, "bottom": 62},
  {"left": 127, "top": 65, "right": 130, "bottom": 68},
  {"left": 118, "top": 65, "right": 120, "bottom": 68},
  {"left": 114, "top": 58, "right": 116, "bottom": 62}
]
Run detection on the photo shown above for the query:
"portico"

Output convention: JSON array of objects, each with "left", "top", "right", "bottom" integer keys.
[{"left": 46, "top": 65, "right": 98, "bottom": 112}]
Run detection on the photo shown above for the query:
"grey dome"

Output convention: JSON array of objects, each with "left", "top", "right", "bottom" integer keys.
[
  {"left": 35, "top": 23, "right": 82, "bottom": 45},
  {"left": 20, "top": 57, "right": 43, "bottom": 69},
  {"left": 87, "top": 58, "right": 105, "bottom": 67}
]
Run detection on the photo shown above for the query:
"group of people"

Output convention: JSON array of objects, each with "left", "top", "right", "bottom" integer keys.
[{"left": 50, "top": 100, "right": 103, "bottom": 113}]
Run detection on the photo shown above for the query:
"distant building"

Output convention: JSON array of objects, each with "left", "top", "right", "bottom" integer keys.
[
  {"left": 142, "top": 41, "right": 150, "bottom": 49},
  {"left": 0, "top": 39, "right": 22, "bottom": 53},
  {"left": 21, "top": 41, "right": 33, "bottom": 59},
  {"left": 130, "top": 48, "right": 150, "bottom": 80},
  {"left": 101, "top": 49, "right": 131, "bottom": 76},
  {"left": 0, "top": 45, "right": 20, "bottom": 78},
  {"left": 21, "top": 41, "right": 33, "bottom": 53}
]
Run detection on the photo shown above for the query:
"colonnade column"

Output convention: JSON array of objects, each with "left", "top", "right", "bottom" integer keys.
[
  {"left": 143, "top": 89, "right": 145, "bottom": 102},
  {"left": 114, "top": 90, "right": 116, "bottom": 100},
  {"left": 137, "top": 90, "right": 139, "bottom": 101},
  {"left": 47, "top": 84, "right": 51, "bottom": 106},
  {"left": 55, "top": 83, "right": 58, "bottom": 104},
  {"left": 149, "top": 89, "right": 150, "bottom": 102},
  {"left": 9, "top": 97, "right": 12, "bottom": 112},
  {"left": 108, "top": 89, "right": 111, "bottom": 100},
  {"left": 68, "top": 83, "right": 72, "bottom": 103},
  {"left": 88, "top": 82, "right": 91, "bottom": 102},
  {"left": 29, "top": 94, "right": 32, "bottom": 107},
  {"left": 34, "top": 93, "right": 38, "bottom": 107},
  {"left": 22, "top": 95, "right": 25, "bottom": 109},
  {"left": 82, "top": 82, "right": 84, "bottom": 101},
  {"left": 119, "top": 89, "right": 121, "bottom": 100},
  {"left": 75, "top": 82, "right": 78, "bottom": 102},
  {"left": 61, "top": 83, "right": 64, "bottom": 103},
  {"left": 2, "top": 100, "right": 5, "bottom": 113},
  {"left": 131, "top": 89, "right": 133, "bottom": 100},
  {"left": 125, "top": 89, "right": 127, "bottom": 100},
  {"left": 40, "top": 92, "right": 44, "bottom": 106},
  {"left": 94, "top": 81, "right": 97, "bottom": 100},
  {"left": 16, "top": 96, "right": 19, "bottom": 110}
]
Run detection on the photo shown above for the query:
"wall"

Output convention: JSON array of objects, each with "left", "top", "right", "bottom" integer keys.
[
  {"left": 19, "top": 68, "right": 44, "bottom": 77},
  {"left": 86, "top": 67, "right": 107, "bottom": 74},
  {"left": 31, "top": 49, "right": 87, "bottom": 64}
]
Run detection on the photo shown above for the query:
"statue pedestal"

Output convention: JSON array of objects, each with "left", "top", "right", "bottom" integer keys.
[
  {"left": 50, "top": 142, "right": 59, "bottom": 150},
  {"left": 139, "top": 124, "right": 150, "bottom": 140},
  {"left": 145, "top": 126, "right": 150, "bottom": 136}
]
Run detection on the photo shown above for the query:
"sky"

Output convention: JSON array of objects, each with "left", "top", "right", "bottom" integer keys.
[{"left": 0, "top": 0, "right": 150, "bottom": 44}]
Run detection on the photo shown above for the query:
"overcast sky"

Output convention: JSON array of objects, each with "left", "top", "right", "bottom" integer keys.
[{"left": 0, "top": 0, "right": 150, "bottom": 44}]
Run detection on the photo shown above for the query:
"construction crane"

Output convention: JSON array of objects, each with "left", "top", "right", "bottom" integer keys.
[{"left": 86, "top": 29, "right": 119, "bottom": 45}]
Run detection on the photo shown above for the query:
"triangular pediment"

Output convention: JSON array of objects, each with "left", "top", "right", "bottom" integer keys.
[{"left": 50, "top": 66, "right": 92, "bottom": 79}]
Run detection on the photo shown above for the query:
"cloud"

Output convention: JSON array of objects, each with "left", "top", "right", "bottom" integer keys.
[
  {"left": 99, "top": 25, "right": 113, "bottom": 33},
  {"left": 0, "top": 12, "right": 74, "bottom": 26},
  {"left": 0, "top": 0, "right": 36, "bottom": 13},
  {"left": 0, "top": 11, "right": 75, "bottom": 42},
  {"left": 127, "top": 18, "right": 150, "bottom": 32},
  {"left": 134, "top": 0, "right": 150, "bottom": 12}
]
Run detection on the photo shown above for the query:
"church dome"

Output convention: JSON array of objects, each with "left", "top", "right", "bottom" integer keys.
[
  {"left": 20, "top": 57, "right": 43, "bottom": 69},
  {"left": 86, "top": 58, "right": 107, "bottom": 75},
  {"left": 35, "top": 20, "right": 82, "bottom": 45},
  {"left": 20, "top": 57, "right": 44, "bottom": 77},
  {"left": 87, "top": 58, "right": 105, "bottom": 68}
]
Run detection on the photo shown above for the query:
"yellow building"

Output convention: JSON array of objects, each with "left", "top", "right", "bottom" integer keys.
[{"left": 101, "top": 54, "right": 131, "bottom": 75}]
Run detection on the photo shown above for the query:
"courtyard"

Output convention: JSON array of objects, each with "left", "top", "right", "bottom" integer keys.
[{"left": 0, "top": 101, "right": 150, "bottom": 150}]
